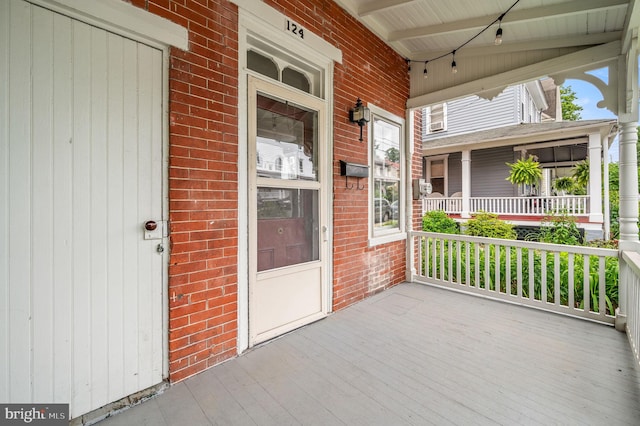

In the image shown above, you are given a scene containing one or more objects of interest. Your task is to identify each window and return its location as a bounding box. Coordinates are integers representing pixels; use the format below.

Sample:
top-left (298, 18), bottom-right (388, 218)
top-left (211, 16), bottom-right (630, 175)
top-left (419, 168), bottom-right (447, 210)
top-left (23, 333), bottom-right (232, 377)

top-left (424, 103), bottom-right (447, 136)
top-left (369, 105), bottom-right (405, 244)
top-left (425, 155), bottom-right (449, 197)
top-left (246, 49), bottom-right (319, 96)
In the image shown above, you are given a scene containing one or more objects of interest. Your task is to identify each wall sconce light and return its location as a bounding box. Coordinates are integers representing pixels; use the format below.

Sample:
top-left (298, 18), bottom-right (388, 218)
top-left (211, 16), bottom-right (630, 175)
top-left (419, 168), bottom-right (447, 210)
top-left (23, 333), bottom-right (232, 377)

top-left (349, 98), bottom-right (371, 142)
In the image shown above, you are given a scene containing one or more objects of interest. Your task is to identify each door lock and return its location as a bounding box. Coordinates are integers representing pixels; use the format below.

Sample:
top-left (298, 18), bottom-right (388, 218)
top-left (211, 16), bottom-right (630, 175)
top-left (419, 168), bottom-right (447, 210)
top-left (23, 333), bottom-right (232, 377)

top-left (156, 244), bottom-right (165, 253)
top-left (143, 220), bottom-right (166, 240)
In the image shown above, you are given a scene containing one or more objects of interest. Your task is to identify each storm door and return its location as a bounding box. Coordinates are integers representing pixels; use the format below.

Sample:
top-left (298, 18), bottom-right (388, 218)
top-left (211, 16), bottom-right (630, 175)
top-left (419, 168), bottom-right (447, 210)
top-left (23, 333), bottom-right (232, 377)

top-left (248, 76), bottom-right (328, 345)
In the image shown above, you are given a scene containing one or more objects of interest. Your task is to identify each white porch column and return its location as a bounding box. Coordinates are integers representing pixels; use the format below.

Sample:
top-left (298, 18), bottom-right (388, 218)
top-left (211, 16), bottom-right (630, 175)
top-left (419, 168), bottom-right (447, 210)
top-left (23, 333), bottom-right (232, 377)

top-left (618, 120), bottom-right (639, 247)
top-left (461, 150), bottom-right (471, 218)
top-left (588, 133), bottom-right (603, 223)
top-left (603, 140), bottom-right (610, 240)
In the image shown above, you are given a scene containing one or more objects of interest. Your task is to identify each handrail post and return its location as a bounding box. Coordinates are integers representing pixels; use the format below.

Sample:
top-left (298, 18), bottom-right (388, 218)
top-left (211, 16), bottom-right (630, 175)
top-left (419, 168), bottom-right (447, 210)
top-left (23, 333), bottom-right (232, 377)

top-left (616, 251), bottom-right (628, 331)
top-left (407, 231), bottom-right (416, 282)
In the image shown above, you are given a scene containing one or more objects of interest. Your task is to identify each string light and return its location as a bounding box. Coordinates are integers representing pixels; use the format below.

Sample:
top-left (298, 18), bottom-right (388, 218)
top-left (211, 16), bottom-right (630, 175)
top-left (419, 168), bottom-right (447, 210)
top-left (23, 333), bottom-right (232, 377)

top-left (406, 0), bottom-right (520, 75)
top-left (495, 13), bottom-right (505, 45)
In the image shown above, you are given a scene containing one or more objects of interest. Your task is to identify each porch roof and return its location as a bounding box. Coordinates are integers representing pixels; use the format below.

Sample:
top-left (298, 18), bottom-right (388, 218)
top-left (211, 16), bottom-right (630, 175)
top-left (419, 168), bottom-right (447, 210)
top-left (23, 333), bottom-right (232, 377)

top-left (335, 1), bottom-right (639, 116)
top-left (423, 119), bottom-right (617, 156)
top-left (98, 283), bottom-right (640, 425)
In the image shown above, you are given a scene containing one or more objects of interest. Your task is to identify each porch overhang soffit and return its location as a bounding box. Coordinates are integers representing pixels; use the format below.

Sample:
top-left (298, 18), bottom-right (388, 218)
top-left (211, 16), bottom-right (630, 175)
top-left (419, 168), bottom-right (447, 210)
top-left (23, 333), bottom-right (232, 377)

top-left (334, 0), bottom-right (638, 111)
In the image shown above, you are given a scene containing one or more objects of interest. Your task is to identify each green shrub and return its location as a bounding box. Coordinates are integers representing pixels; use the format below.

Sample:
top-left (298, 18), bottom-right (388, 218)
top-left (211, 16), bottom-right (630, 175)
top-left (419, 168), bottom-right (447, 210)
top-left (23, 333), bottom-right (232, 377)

top-left (422, 210), bottom-right (459, 234)
top-left (538, 212), bottom-right (582, 245)
top-left (464, 211), bottom-right (516, 240)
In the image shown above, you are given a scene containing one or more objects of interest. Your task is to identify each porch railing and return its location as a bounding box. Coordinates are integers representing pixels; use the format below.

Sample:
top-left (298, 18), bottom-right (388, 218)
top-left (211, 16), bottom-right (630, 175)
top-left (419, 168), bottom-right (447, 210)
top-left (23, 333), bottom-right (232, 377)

top-left (423, 195), bottom-right (590, 216)
top-left (408, 231), bottom-right (618, 324)
top-left (621, 250), bottom-right (640, 365)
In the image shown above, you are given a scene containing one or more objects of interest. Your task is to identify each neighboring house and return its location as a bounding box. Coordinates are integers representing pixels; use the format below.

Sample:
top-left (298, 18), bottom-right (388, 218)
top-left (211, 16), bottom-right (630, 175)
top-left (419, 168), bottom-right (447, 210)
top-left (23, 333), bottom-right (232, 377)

top-left (422, 80), bottom-right (616, 240)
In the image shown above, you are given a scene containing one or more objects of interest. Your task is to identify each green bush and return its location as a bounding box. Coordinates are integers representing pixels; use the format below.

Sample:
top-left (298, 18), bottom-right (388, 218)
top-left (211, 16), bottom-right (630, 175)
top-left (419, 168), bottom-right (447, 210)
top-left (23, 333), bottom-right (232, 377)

top-left (464, 211), bottom-right (516, 240)
top-left (422, 210), bottom-right (459, 234)
top-left (538, 212), bottom-right (582, 245)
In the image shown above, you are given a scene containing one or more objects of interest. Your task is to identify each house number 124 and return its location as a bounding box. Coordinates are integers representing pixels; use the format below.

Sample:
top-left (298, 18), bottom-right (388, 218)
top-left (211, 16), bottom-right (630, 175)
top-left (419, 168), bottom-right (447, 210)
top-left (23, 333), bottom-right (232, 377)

top-left (286, 19), bottom-right (304, 39)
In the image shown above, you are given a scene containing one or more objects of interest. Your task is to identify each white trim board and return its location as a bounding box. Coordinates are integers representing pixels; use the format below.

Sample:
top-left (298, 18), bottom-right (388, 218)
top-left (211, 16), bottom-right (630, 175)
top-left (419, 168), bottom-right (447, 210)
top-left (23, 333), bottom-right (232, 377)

top-left (233, 0), bottom-right (342, 64)
top-left (26, 0), bottom-right (188, 50)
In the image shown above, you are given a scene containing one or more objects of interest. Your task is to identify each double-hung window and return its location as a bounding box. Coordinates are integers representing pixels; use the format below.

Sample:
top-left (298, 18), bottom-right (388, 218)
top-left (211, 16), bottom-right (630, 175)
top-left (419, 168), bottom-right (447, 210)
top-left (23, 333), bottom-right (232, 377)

top-left (369, 105), bottom-right (405, 244)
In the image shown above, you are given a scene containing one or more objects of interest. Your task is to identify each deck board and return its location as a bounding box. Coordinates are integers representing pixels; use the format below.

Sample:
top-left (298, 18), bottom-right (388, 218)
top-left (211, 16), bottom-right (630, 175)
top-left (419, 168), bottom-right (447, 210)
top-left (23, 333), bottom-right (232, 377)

top-left (99, 283), bottom-right (640, 425)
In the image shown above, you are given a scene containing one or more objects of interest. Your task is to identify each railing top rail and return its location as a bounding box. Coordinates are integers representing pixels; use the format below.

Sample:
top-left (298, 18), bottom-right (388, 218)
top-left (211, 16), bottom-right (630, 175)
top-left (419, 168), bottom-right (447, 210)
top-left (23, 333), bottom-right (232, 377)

top-left (622, 250), bottom-right (640, 275)
top-left (469, 195), bottom-right (589, 200)
top-left (427, 196), bottom-right (590, 200)
top-left (409, 230), bottom-right (618, 257)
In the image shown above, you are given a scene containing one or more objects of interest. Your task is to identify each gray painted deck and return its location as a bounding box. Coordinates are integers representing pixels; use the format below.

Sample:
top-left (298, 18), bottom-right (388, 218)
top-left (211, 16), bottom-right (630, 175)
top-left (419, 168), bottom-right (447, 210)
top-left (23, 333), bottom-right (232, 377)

top-left (99, 283), bottom-right (640, 425)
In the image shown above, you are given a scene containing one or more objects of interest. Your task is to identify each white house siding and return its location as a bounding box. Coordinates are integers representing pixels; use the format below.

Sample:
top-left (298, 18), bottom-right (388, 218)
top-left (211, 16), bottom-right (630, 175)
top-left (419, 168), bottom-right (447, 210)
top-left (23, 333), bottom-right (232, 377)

top-left (471, 147), bottom-right (518, 197)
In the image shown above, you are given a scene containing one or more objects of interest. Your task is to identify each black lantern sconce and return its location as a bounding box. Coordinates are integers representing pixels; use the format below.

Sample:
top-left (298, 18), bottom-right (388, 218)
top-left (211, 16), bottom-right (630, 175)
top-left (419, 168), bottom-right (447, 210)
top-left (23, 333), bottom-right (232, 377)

top-left (349, 98), bottom-right (371, 142)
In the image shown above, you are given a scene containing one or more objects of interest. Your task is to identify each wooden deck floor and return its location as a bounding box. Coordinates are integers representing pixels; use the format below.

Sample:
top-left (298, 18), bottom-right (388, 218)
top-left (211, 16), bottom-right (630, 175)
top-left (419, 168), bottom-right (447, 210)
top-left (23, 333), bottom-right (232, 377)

top-left (99, 283), bottom-right (640, 425)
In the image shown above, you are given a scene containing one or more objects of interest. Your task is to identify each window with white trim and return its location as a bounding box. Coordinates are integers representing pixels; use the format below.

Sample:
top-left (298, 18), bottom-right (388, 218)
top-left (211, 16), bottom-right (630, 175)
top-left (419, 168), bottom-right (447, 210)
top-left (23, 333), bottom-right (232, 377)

top-left (424, 103), bottom-right (447, 136)
top-left (369, 106), bottom-right (405, 243)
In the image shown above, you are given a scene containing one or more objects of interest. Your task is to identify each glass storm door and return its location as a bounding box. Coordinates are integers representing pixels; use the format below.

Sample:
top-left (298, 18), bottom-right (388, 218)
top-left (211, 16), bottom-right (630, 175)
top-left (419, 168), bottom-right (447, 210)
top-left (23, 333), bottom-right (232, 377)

top-left (248, 76), bottom-right (328, 345)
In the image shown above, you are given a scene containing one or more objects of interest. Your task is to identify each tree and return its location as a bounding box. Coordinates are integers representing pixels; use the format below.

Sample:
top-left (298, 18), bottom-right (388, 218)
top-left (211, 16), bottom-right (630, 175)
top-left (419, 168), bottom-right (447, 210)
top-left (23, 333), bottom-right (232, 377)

top-left (560, 85), bottom-right (583, 121)
top-left (386, 147), bottom-right (400, 162)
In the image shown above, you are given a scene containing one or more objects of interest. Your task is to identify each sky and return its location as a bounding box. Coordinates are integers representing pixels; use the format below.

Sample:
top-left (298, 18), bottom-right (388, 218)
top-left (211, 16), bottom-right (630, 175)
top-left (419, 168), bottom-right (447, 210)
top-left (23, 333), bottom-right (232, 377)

top-left (563, 67), bottom-right (619, 161)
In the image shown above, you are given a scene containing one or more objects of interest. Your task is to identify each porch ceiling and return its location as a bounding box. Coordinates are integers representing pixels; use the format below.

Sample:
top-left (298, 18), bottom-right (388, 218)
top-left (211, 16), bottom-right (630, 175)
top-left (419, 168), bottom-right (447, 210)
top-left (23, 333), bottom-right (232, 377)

top-left (335, 0), bottom-right (640, 111)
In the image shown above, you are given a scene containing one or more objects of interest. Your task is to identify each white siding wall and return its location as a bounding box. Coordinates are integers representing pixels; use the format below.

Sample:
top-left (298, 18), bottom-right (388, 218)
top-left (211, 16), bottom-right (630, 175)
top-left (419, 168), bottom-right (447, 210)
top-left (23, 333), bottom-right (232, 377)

top-left (0, 2), bottom-right (164, 418)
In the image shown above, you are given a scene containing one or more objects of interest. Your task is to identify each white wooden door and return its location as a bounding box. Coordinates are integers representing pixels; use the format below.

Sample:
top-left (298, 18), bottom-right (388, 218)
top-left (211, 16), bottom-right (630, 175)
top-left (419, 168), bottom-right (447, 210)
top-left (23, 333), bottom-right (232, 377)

top-left (248, 76), bottom-right (329, 345)
top-left (0, 1), bottom-right (165, 418)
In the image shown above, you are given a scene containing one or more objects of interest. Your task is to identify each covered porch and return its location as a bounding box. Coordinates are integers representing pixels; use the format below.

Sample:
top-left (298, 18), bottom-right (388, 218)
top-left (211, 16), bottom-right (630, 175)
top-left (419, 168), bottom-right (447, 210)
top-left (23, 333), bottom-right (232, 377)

top-left (98, 282), bottom-right (640, 425)
top-left (420, 120), bottom-right (618, 240)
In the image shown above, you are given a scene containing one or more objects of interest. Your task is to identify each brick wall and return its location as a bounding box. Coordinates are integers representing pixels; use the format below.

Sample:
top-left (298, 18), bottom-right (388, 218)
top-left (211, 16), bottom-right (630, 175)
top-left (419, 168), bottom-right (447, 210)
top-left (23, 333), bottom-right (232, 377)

top-left (129, 0), bottom-right (240, 382)
top-left (129, 0), bottom-right (418, 382)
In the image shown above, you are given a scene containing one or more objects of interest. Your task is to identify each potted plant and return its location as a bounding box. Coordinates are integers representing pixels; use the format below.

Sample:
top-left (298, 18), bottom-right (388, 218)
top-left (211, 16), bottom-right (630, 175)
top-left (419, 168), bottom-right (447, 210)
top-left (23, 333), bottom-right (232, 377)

top-left (572, 160), bottom-right (589, 192)
top-left (506, 155), bottom-right (542, 196)
top-left (553, 176), bottom-right (575, 195)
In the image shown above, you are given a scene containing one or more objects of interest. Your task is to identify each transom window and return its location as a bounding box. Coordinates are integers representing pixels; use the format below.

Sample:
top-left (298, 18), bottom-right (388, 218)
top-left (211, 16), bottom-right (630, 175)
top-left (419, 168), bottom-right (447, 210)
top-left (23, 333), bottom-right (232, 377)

top-left (247, 49), bottom-right (319, 96)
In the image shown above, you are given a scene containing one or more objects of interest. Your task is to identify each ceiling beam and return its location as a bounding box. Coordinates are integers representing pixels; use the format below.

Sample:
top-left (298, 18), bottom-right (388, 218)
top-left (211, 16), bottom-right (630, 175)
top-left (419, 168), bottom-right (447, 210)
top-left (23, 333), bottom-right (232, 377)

top-left (358, 0), bottom-right (417, 17)
top-left (389, 0), bottom-right (628, 42)
top-left (407, 41), bottom-right (620, 110)
top-left (622, 0), bottom-right (640, 52)
top-left (409, 32), bottom-right (622, 60)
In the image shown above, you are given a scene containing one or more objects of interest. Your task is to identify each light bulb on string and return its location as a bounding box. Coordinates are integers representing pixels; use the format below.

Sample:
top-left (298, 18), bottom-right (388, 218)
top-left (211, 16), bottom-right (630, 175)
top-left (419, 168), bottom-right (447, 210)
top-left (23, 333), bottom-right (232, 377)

top-left (404, 1), bottom-right (519, 79)
top-left (495, 13), bottom-right (505, 45)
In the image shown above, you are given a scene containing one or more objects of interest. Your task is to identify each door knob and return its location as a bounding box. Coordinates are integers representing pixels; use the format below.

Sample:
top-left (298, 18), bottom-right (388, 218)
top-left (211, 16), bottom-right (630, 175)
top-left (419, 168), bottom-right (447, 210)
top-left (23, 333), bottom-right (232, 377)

top-left (145, 220), bottom-right (158, 231)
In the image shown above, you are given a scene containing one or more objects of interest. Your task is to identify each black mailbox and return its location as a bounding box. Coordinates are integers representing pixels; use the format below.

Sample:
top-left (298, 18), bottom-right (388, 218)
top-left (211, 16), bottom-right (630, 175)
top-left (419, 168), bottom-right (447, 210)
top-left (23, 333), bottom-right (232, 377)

top-left (339, 160), bottom-right (369, 178)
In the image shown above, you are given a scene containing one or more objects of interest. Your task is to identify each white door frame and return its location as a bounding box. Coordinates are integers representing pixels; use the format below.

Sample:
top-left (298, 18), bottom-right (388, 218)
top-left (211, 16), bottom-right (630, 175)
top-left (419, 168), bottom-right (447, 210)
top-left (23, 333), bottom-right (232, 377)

top-left (236, 4), bottom-right (340, 352)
